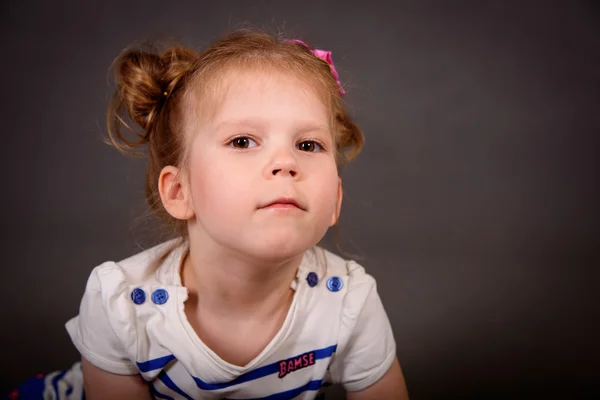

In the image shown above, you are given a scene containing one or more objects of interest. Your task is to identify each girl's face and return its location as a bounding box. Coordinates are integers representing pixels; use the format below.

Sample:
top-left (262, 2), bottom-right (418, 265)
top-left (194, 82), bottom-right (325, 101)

top-left (185, 69), bottom-right (341, 261)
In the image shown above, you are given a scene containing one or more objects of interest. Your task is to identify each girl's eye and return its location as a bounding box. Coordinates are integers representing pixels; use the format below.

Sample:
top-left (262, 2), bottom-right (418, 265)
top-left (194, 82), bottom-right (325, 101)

top-left (229, 136), bottom-right (257, 149)
top-left (297, 140), bottom-right (322, 152)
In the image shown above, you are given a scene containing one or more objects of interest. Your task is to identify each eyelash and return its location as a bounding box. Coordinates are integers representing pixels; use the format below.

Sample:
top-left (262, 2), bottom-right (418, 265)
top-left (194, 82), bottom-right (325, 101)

top-left (226, 135), bottom-right (326, 152)
top-left (227, 135), bottom-right (259, 149)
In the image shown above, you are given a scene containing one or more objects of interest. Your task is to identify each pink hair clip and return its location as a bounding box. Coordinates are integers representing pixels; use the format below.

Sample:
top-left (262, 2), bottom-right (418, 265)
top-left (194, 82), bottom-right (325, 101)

top-left (285, 39), bottom-right (346, 95)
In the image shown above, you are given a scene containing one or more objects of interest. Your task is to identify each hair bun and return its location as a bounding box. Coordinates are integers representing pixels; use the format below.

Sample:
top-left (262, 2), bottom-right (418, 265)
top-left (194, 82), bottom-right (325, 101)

top-left (116, 50), bottom-right (168, 132)
top-left (115, 47), bottom-right (198, 133)
top-left (108, 46), bottom-right (198, 153)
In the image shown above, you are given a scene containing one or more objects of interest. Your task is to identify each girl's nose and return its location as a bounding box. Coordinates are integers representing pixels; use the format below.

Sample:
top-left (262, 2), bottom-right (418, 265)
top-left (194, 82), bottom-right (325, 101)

top-left (265, 148), bottom-right (301, 179)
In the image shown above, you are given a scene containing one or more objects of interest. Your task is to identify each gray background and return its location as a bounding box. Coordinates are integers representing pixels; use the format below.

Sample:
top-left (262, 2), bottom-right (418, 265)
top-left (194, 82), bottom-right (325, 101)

top-left (1, 0), bottom-right (599, 398)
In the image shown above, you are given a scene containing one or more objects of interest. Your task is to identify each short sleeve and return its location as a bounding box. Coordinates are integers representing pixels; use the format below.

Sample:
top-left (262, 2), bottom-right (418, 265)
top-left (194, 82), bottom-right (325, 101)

top-left (65, 265), bottom-right (138, 375)
top-left (330, 264), bottom-right (397, 392)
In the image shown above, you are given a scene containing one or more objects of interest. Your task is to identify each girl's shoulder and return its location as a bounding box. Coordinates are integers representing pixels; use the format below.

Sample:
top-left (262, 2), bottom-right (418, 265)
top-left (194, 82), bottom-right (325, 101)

top-left (297, 246), bottom-right (381, 330)
top-left (300, 246), bottom-right (377, 295)
top-left (307, 248), bottom-right (397, 392)
top-left (89, 238), bottom-right (185, 290)
top-left (65, 239), bottom-right (187, 375)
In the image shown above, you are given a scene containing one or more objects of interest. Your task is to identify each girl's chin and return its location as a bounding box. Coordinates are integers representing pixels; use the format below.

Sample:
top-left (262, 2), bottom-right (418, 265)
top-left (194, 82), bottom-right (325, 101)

top-left (243, 236), bottom-right (317, 262)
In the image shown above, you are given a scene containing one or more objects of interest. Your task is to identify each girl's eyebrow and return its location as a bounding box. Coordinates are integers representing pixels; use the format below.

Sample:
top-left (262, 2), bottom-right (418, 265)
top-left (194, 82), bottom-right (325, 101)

top-left (214, 118), bottom-right (329, 135)
top-left (213, 118), bottom-right (266, 133)
top-left (295, 122), bottom-right (330, 135)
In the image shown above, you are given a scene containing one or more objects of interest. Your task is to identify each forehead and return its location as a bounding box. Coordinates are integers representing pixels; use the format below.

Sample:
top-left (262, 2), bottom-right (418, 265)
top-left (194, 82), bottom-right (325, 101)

top-left (191, 66), bottom-right (331, 129)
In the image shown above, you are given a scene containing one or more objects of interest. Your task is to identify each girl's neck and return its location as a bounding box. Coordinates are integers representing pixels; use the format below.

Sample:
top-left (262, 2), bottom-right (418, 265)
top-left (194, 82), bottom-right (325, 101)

top-left (180, 237), bottom-right (303, 319)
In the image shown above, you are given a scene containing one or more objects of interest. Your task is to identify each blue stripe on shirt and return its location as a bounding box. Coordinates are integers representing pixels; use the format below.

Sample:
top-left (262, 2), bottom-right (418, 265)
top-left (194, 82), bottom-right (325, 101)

top-left (51, 369), bottom-right (68, 398)
top-left (135, 344), bottom-right (337, 395)
top-left (224, 379), bottom-right (323, 400)
top-left (158, 370), bottom-right (194, 400)
top-left (137, 354), bottom-right (176, 372)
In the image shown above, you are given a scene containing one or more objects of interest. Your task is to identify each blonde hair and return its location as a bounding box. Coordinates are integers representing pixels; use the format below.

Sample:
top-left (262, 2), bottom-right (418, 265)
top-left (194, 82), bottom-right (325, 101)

top-left (107, 28), bottom-right (364, 238)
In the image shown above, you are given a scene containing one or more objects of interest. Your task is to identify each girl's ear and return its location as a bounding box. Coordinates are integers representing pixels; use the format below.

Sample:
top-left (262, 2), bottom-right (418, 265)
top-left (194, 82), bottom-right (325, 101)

top-left (330, 178), bottom-right (343, 226)
top-left (158, 166), bottom-right (195, 220)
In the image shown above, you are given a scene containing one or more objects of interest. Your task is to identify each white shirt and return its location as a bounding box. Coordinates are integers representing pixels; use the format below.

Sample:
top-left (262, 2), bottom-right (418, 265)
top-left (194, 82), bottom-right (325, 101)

top-left (62, 239), bottom-right (396, 399)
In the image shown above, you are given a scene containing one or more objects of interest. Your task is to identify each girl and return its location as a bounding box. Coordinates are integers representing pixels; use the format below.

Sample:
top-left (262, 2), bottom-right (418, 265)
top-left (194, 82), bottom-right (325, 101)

top-left (18, 29), bottom-right (409, 400)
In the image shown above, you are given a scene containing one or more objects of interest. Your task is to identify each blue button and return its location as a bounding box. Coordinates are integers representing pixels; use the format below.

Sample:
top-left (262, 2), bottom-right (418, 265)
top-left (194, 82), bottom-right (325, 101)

top-left (327, 277), bottom-right (343, 292)
top-left (306, 272), bottom-right (319, 287)
top-left (151, 289), bottom-right (169, 305)
top-left (131, 288), bottom-right (146, 305)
